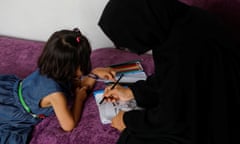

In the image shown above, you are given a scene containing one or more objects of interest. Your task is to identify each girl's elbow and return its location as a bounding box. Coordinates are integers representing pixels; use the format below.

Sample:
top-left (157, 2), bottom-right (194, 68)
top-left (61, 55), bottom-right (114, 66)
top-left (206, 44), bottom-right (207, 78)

top-left (62, 122), bottom-right (76, 132)
top-left (63, 127), bottom-right (74, 132)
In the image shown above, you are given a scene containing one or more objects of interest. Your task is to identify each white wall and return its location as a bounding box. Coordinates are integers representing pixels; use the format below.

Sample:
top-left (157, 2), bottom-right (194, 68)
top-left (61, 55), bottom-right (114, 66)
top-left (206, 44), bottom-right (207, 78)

top-left (0, 0), bottom-right (114, 49)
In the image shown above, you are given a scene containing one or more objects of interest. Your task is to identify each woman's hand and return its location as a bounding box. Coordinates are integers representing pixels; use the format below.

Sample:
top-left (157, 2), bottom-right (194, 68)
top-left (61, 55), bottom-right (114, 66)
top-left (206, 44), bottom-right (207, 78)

top-left (111, 110), bottom-right (126, 132)
top-left (103, 85), bottom-right (134, 102)
top-left (80, 67), bottom-right (116, 91)
top-left (91, 67), bottom-right (116, 81)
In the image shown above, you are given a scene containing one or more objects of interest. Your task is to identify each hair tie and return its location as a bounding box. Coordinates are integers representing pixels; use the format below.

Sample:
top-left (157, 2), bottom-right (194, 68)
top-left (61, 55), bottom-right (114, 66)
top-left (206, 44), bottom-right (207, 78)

top-left (76, 36), bottom-right (81, 43)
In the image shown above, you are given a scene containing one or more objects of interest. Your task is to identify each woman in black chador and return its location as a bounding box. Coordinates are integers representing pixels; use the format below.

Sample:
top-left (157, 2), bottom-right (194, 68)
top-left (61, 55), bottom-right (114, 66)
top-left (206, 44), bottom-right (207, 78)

top-left (99, 0), bottom-right (240, 143)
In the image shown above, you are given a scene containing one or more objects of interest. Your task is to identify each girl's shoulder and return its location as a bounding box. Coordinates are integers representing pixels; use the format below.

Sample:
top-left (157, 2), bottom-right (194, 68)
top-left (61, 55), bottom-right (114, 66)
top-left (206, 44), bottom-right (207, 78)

top-left (24, 69), bottom-right (65, 93)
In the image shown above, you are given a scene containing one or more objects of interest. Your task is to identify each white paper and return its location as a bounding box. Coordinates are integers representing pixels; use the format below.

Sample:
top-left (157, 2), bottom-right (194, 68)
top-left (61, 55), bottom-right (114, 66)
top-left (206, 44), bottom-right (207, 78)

top-left (93, 89), bottom-right (142, 124)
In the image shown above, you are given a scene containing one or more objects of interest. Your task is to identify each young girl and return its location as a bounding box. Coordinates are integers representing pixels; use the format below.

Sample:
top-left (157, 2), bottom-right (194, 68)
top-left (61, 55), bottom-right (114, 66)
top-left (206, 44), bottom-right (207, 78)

top-left (0, 28), bottom-right (115, 144)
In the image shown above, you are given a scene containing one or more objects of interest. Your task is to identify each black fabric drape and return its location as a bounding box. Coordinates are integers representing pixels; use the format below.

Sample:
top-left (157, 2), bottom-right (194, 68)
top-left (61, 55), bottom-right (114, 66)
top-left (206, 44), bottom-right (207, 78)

top-left (99, 0), bottom-right (240, 143)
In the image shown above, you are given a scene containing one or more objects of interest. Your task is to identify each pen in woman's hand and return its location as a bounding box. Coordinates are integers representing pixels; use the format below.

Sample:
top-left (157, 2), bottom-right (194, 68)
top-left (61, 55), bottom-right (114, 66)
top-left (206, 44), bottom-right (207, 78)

top-left (99, 74), bottom-right (124, 104)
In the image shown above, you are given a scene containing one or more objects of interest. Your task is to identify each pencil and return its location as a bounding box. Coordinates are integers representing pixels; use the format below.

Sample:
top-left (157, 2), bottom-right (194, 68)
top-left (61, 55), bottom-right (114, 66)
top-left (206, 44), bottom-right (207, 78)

top-left (99, 74), bottom-right (124, 104)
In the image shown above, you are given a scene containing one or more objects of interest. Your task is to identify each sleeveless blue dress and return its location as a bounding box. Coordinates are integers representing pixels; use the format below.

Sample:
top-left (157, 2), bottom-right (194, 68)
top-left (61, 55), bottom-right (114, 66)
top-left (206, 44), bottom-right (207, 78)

top-left (0, 70), bottom-right (69, 144)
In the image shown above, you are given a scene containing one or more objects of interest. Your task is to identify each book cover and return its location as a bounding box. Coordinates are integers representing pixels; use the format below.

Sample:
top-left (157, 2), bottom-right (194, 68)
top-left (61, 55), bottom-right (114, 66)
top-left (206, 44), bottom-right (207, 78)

top-left (93, 89), bottom-right (142, 124)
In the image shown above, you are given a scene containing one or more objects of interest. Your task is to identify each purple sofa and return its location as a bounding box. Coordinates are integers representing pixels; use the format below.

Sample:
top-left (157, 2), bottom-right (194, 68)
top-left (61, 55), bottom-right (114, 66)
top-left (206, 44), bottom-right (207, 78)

top-left (0, 35), bottom-right (154, 144)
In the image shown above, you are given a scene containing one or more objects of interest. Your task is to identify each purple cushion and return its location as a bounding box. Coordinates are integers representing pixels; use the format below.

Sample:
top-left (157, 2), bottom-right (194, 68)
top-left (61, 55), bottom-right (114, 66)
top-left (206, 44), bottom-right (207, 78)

top-left (0, 35), bottom-right (44, 78)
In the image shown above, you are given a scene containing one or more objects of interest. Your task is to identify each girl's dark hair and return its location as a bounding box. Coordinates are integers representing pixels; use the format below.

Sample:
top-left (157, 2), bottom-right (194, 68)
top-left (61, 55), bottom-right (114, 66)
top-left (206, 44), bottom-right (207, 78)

top-left (38, 28), bottom-right (92, 83)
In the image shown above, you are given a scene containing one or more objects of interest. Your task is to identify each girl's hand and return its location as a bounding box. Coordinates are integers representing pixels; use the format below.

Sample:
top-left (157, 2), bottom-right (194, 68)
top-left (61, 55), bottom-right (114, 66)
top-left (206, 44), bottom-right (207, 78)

top-left (111, 110), bottom-right (126, 132)
top-left (75, 86), bottom-right (88, 102)
top-left (81, 76), bottom-right (95, 90)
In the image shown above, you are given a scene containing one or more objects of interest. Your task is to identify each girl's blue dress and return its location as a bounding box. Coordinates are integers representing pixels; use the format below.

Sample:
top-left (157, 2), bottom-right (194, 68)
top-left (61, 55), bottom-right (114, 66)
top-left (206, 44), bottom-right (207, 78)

top-left (0, 70), bottom-right (68, 144)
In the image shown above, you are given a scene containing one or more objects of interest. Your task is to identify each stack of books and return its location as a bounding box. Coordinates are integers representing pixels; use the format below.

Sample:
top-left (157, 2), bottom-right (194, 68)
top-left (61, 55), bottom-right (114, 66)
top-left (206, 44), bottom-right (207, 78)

top-left (106, 60), bottom-right (147, 84)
